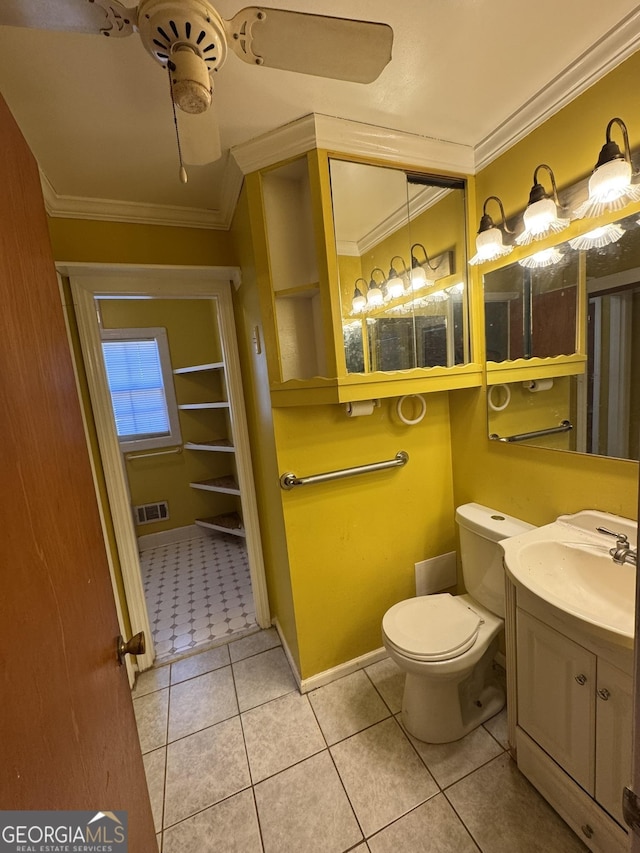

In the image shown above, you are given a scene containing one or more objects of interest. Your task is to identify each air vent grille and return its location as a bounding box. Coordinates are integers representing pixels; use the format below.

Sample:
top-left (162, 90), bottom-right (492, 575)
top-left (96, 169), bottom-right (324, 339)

top-left (134, 501), bottom-right (169, 525)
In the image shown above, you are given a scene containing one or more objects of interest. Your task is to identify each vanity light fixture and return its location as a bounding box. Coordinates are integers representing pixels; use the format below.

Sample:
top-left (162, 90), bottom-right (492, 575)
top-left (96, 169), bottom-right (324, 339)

top-left (410, 243), bottom-right (440, 290)
top-left (469, 196), bottom-right (514, 265)
top-left (568, 223), bottom-right (625, 250)
top-left (518, 247), bottom-right (564, 269)
top-left (574, 117), bottom-right (640, 219)
top-left (351, 278), bottom-right (368, 313)
top-left (516, 164), bottom-right (570, 245)
top-left (386, 256), bottom-right (408, 299)
top-left (367, 268), bottom-right (386, 306)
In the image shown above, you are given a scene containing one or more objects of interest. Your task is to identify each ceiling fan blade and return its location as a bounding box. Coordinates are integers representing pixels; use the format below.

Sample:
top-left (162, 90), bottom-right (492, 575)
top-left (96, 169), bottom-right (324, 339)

top-left (177, 106), bottom-right (222, 166)
top-left (0, 0), bottom-right (136, 37)
top-left (226, 7), bottom-right (393, 84)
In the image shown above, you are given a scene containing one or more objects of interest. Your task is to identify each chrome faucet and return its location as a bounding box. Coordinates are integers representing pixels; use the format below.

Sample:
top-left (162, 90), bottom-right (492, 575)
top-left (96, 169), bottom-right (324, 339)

top-left (596, 526), bottom-right (638, 566)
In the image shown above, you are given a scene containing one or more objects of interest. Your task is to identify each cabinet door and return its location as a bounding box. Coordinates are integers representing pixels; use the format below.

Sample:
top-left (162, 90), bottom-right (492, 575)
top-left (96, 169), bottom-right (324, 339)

top-left (595, 659), bottom-right (633, 827)
top-left (517, 609), bottom-right (596, 792)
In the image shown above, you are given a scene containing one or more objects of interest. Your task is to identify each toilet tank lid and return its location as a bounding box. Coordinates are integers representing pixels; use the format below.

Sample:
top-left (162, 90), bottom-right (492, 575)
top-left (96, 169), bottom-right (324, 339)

top-left (455, 502), bottom-right (535, 542)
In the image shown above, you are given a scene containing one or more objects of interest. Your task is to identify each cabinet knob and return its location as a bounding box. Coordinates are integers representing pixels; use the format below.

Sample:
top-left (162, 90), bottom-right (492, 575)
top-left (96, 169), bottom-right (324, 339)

top-left (581, 824), bottom-right (594, 839)
top-left (575, 674), bottom-right (588, 685)
top-left (597, 687), bottom-right (611, 701)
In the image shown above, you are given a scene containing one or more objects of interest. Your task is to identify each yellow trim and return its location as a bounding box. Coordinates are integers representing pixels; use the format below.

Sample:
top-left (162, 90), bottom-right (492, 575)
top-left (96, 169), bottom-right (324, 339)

top-left (486, 355), bottom-right (587, 384)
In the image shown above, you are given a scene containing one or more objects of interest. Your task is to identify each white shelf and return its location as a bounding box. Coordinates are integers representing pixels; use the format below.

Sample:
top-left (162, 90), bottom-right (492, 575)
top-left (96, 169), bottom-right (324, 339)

top-left (173, 362), bottom-right (225, 374)
top-left (189, 476), bottom-right (241, 496)
top-left (195, 513), bottom-right (245, 537)
top-left (184, 439), bottom-right (235, 453)
top-left (178, 402), bottom-right (229, 410)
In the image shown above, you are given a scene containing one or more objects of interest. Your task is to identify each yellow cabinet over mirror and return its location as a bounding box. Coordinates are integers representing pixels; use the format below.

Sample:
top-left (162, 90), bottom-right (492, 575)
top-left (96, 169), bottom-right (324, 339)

top-left (247, 149), bottom-right (482, 406)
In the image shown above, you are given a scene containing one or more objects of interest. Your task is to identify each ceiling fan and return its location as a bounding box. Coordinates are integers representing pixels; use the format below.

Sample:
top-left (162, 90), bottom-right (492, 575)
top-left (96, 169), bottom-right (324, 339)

top-left (0, 0), bottom-right (393, 180)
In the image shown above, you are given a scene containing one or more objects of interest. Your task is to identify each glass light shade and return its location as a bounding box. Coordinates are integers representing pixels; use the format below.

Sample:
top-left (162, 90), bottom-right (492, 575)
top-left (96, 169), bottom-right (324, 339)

top-left (367, 285), bottom-right (383, 306)
top-left (518, 247), bottom-right (563, 269)
top-left (590, 158), bottom-right (632, 202)
top-left (568, 223), bottom-right (625, 250)
top-left (469, 227), bottom-right (513, 265)
top-left (386, 274), bottom-right (405, 299)
top-left (517, 198), bottom-right (570, 246)
top-left (574, 159), bottom-right (640, 218)
top-left (410, 266), bottom-right (428, 290)
top-left (352, 293), bottom-right (366, 312)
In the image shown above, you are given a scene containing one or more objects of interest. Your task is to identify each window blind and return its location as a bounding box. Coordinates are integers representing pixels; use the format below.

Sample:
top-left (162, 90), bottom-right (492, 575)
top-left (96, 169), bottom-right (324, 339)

top-left (102, 339), bottom-right (171, 439)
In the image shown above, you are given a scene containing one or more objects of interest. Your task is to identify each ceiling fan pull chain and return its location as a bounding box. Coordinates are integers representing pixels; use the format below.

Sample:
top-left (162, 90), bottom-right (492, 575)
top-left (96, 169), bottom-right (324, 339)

top-left (167, 65), bottom-right (188, 184)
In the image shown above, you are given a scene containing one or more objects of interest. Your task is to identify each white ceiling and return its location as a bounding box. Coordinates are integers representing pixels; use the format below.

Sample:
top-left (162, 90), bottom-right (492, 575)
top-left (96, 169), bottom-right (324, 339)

top-left (0, 0), bottom-right (639, 229)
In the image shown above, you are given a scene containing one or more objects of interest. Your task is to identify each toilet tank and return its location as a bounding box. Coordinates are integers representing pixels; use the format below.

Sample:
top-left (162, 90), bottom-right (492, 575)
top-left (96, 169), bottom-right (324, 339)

top-left (455, 503), bottom-right (535, 617)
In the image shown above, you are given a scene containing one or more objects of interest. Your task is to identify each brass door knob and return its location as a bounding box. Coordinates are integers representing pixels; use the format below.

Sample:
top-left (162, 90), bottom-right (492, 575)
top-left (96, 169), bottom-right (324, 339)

top-left (117, 631), bottom-right (146, 665)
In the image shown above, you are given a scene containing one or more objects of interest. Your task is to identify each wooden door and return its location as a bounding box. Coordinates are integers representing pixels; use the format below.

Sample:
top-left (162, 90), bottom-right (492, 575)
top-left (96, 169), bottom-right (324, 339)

top-left (0, 93), bottom-right (156, 849)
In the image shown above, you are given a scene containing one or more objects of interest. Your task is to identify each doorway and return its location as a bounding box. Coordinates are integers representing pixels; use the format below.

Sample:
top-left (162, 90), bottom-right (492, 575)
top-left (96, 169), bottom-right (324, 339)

top-left (64, 264), bottom-right (269, 671)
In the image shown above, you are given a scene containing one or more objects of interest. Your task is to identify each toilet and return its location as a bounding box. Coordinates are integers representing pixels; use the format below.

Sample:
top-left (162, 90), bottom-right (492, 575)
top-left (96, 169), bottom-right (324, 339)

top-left (382, 502), bottom-right (534, 744)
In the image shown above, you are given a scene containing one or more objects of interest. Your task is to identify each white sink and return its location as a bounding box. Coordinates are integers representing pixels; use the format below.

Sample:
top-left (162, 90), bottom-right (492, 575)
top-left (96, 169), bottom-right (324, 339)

top-left (501, 510), bottom-right (637, 644)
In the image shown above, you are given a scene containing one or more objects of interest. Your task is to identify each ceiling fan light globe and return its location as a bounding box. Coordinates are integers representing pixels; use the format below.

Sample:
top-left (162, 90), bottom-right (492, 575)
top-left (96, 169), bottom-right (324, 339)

top-left (173, 80), bottom-right (211, 114)
top-left (171, 45), bottom-right (212, 113)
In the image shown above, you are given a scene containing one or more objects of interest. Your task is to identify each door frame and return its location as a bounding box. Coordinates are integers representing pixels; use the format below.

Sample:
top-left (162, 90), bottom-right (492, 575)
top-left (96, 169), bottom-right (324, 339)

top-left (62, 262), bottom-right (270, 671)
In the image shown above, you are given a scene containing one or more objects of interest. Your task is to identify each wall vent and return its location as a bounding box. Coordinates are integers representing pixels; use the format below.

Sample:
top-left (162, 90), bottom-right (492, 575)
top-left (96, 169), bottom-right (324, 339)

top-left (134, 501), bottom-right (169, 525)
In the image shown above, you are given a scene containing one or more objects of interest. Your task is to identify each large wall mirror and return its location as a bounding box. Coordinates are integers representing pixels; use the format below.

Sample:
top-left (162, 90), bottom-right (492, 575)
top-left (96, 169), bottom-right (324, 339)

top-left (485, 209), bottom-right (640, 461)
top-left (329, 159), bottom-right (470, 374)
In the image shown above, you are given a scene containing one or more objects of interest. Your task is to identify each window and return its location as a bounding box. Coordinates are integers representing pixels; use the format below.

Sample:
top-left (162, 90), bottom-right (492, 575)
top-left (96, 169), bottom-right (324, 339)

top-left (101, 327), bottom-right (182, 452)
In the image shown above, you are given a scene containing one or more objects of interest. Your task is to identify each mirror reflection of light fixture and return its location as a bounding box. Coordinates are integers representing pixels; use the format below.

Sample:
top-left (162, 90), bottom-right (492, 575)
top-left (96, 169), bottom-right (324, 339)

top-left (469, 196), bottom-right (514, 265)
top-left (518, 247), bottom-right (564, 269)
top-left (410, 243), bottom-right (439, 290)
top-left (351, 278), bottom-right (368, 313)
top-left (386, 256), bottom-right (408, 298)
top-left (446, 282), bottom-right (465, 296)
top-left (425, 288), bottom-right (448, 303)
top-left (574, 117), bottom-right (640, 219)
top-left (367, 268), bottom-right (386, 306)
top-left (568, 223), bottom-right (625, 250)
top-left (516, 164), bottom-right (570, 245)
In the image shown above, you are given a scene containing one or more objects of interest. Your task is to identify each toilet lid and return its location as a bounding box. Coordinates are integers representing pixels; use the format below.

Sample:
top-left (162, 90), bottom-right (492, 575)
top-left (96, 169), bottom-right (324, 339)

top-left (382, 594), bottom-right (482, 662)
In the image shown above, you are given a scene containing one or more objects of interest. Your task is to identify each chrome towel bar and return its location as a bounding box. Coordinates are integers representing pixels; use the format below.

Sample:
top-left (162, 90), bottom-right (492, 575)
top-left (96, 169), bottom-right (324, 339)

top-left (279, 451), bottom-right (409, 490)
top-left (489, 420), bottom-right (573, 443)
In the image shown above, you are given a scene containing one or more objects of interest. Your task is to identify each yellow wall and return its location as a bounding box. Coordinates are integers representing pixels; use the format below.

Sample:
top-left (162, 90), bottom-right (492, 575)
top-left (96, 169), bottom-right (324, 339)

top-left (272, 396), bottom-right (456, 678)
top-left (451, 51), bottom-right (640, 526)
top-left (48, 218), bottom-right (236, 266)
top-left (230, 187), bottom-right (301, 668)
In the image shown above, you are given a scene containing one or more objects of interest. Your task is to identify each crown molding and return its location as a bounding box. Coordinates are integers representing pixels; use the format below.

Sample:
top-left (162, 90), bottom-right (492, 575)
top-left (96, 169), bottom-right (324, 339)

top-left (357, 186), bottom-right (450, 255)
top-left (231, 113), bottom-right (475, 176)
top-left (474, 7), bottom-right (640, 172)
top-left (40, 158), bottom-right (244, 230)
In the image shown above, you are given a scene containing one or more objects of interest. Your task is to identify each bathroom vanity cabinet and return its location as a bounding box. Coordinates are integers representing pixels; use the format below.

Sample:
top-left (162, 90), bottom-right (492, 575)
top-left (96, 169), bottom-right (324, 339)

top-left (506, 582), bottom-right (632, 852)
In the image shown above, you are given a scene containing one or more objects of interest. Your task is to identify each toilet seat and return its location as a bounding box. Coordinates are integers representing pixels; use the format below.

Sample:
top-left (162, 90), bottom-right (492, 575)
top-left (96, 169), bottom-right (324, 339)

top-left (382, 594), bottom-right (483, 662)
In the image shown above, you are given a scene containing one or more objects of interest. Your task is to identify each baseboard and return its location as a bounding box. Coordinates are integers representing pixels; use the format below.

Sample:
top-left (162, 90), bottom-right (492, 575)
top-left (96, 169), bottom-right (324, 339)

top-left (272, 619), bottom-right (390, 694)
top-left (272, 618), bottom-right (302, 690)
top-left (137, 523), bottom-right (208, 550)
top-left (299, 646), bottom-right (389, 694)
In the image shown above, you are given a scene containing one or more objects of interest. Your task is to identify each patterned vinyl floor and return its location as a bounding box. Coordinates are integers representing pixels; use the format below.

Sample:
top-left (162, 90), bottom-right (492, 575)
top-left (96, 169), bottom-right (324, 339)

top-left (140, 531), bottom-right (256, 662)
